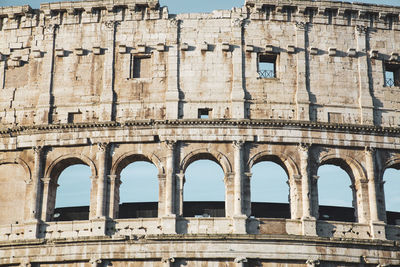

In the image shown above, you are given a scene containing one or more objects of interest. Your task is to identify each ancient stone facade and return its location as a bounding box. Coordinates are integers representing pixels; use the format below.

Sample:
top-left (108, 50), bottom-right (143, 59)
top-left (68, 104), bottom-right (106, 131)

top-left (0, 0), bottom-right (400, 266)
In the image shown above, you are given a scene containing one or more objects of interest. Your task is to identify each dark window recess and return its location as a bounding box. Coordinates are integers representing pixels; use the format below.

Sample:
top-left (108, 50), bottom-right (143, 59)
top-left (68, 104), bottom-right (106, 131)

top-left (0, 17), bottom-right (5, 31)
top-left (183, 201), bottom-right (225, 217)
top-left (53, 206), bottom-right (89, 221)
top-left (385, 63), bottom-right (400, 87)
top-left (67, 112), bottom-right (82, 123)
top-left (251, 202), bottom-right (290, 219)
top-left (258, 54), bottom-right (277, 79)
top-left (130, 55), bottom-right (151, 79)
top-left (318, 205), bottom-right (356, 222)
top-left (198, 108), bottom-right (211, 119)
top-left (118, 202), bottom-right (158, 219)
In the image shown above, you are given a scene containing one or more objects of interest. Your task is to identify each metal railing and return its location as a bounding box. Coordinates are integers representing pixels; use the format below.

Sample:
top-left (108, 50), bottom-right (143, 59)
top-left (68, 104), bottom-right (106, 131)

top-left (258, 70), bottom-right (275, 79)
top-left (386, 78), bottom-right (395, 87)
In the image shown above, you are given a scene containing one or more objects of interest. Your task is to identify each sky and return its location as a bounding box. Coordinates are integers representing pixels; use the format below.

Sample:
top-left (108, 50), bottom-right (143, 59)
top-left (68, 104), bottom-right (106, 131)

top-left (1, 0), bottom-right (398, 216)
top-left (0, 0), bottom-right (400, 11)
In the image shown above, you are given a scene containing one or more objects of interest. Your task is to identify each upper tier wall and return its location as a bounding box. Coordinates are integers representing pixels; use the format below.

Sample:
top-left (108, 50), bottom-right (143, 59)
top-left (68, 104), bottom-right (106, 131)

top-left (0, 0), bottom-right (399, 127)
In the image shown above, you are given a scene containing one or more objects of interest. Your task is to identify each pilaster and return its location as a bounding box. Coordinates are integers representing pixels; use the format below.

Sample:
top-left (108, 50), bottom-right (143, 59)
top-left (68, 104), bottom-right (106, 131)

top-left (166, 19), bottom-right (180, 119)
top-left (231, 18), bottom-right (246, 119)
top-left (95, 143), bottom-right (108, 219)
top-left (295, 21), bottom-right (311, 121)
top-left (356, 25), bottom-right (374, 125)
top-left (40, 177), bottom-right (52, 222)
top-left (100, 20), bottom-right (118, 121)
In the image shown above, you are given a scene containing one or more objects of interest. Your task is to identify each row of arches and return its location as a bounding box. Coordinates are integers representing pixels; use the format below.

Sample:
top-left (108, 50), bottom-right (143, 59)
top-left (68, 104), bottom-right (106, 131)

top-left (52, 155), bottom-right (400, 224)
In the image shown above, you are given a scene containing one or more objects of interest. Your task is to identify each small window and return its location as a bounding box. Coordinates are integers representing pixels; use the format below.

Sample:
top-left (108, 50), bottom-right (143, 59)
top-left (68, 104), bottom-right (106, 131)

top-left (258, 54), bottom-right (277, 79)
top-left (198, 108), bottom-right (211, 119)
top-left (130, 55), bottom-right (151, 79)
top-left (385, 63), bottom-right (400, 87)
top-left (67, 112), bottom-right (82, 123)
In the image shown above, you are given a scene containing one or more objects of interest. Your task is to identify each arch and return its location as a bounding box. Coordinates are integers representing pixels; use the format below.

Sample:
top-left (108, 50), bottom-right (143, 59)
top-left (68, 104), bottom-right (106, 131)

top-left (318, 153), bottom-right (367, 183)
top-left (45, 153), bottom-right (97, 181)
top-left (0, 158), bottom-right (32, 183)
top-left (381, 156), bottom-right (400, 181)
top-left (180, 148), bottom-right (232, 174)
top-left (111, 152), bottom-right (165, 176)
top-left (317, 153), bottom-right (366, 223)
top-left (247, 151), bottom-right (300, 179)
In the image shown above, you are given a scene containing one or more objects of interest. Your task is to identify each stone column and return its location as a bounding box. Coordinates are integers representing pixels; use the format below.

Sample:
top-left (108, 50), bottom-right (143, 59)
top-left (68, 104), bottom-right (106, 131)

top-left (365, 147), bottom-right (386, 239)
top-left (234, 257), bottom-right (248, 267)
top-left (162, 140), bottom-right (176, 234)
top-left (40, 177), bottom-right (52, 221)
top-left (299, 144), bottom-right (317, 236)
top-left (176, 171), bottom-right (185, 216)
top-left (295, 21), bottom-right (311, 121)
top-left (29, 146), bottom-right (43, 221)
top-left (356, 25), bottom-right (374, 125)
top-left (91, 143), bottom-right (108, 236)
top-left (95, 143), bottom-right (108, 218)
top-left (0, 56), bottom-right (5, 89)
top-left (107, 174), bottom-right (120, 219)
top-left (232, 141), bottom-right (247, 234)
top-left (25, 146), bottom-right (44, 238)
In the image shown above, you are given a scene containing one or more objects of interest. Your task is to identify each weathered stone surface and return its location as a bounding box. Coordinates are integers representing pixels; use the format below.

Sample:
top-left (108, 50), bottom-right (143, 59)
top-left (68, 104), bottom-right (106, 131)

top-left (0, 0), bottom-right (400, 266)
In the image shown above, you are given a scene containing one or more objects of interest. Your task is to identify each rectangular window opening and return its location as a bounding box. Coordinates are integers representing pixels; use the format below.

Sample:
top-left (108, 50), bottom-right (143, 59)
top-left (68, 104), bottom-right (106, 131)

top-left (385, 63), bottom-right (400, 87)
top-left (0, 17), bottom-right (4, 31)
top-left (130, 55), bottom-right (151, 79)
top-left (198, 108), bottom-right (211, 119)
top-left (258, 54), bottom-right (277, 79)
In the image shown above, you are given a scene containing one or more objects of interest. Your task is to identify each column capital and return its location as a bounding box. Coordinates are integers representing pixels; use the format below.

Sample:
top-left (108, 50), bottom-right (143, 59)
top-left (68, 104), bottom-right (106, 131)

top-left (164, 140), bottom-right (176, 150)
top-left (161, 257), bottom-right (175, 263)
top-left (40, 177), bottom-right (52, 184)
top-left (97, 142), bottom-right (108, 152)
top-left (299, 143), bottom-right (311, 152)
top-left (365, 146), bottom-right (376, 154)
top-left (233, 140), bottom-right (245, 149)
top-left (33, 146), bottom-right (43, 154)
top-left (295, 21), bottom-right (307, 31)
top-left (356, 25), bottom-right (368, 35)
top-left (234, 257), bottom-right (248, 263)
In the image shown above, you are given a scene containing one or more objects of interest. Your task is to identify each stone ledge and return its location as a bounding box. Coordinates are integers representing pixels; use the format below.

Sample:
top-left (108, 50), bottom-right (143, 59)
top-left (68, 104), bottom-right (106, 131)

top-left (2, 119), bottom-right (400, 137)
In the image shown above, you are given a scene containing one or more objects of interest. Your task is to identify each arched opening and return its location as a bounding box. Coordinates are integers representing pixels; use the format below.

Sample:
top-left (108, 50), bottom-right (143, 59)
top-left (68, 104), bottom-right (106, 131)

top-left (382, 167), bottom-right (400, 225)
top-left (183, 158), bottom-right (225, 217)
top-left (118, 161), bottom-right (159, 218)
top-left (53, 164), bottom-right (92, 221)
top-left (317, 162), bottom-right (355, 222)
top-left (250, 161), bottom-right (290, 218)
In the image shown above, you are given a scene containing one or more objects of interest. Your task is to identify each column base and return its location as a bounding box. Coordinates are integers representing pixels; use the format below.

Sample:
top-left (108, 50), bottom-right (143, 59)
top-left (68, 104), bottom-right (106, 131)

top-left (91, 217), bottom-right (107, 236)
top-left (162, 215), bottom-right (177, 234)
top-left (302, 217), bottom-right (317, 236)
top-left (370, 221), bottom-right (386, 240)
top-left (232, 215), bottom-right (247, 234)
top-left (24, 220), bottom-right (40, 239)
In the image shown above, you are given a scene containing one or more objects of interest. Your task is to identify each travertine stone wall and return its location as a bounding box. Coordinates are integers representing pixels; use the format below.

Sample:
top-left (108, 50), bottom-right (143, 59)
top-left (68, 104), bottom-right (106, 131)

top-left (0, 0), bottom-right (400, 126)
top-left (1, 0), bottom-right (400, 266)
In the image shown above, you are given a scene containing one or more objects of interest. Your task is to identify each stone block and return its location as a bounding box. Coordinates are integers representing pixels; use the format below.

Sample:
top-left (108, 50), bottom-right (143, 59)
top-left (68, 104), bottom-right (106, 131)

top-left (75, 47), bottom-right (84, 56)
top-left (245, 45), bottom-right (254, 52)
top-left (222, 42), bottom-right (231, 51)
top-left (390, 52), bottom-right (399, 62)
top-left (55, 48), bottom-right (65, 57)
top-left (309, 47), bottom-right (318, 55)
top-left (118, 44), bottom-right (127, 54)
top-left (181, 43), bottom-right (189, 51)
top-left (328, 47), bottom-right (337, 56)
top-left (200, 42), bottom-right (209, 51)
top-left (156, 43), bottom-right (165, 52)
top-left (370, 49), bottom-right (379, 59)
top-left (287, 45), bottom-right (296, 53)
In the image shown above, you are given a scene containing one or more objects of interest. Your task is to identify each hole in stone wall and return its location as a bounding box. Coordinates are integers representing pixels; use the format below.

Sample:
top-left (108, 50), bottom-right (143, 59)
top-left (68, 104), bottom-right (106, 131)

top-left (118, 161), bottom-right (158, 218)
top-left (183, 160), bottom-right (225, 217)
top-left (130, 55), bottom-right (151, 79)
top-left (317, 164), bottom-right (355, 222)
top-left (250, 161), bottom-right (290, 218)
